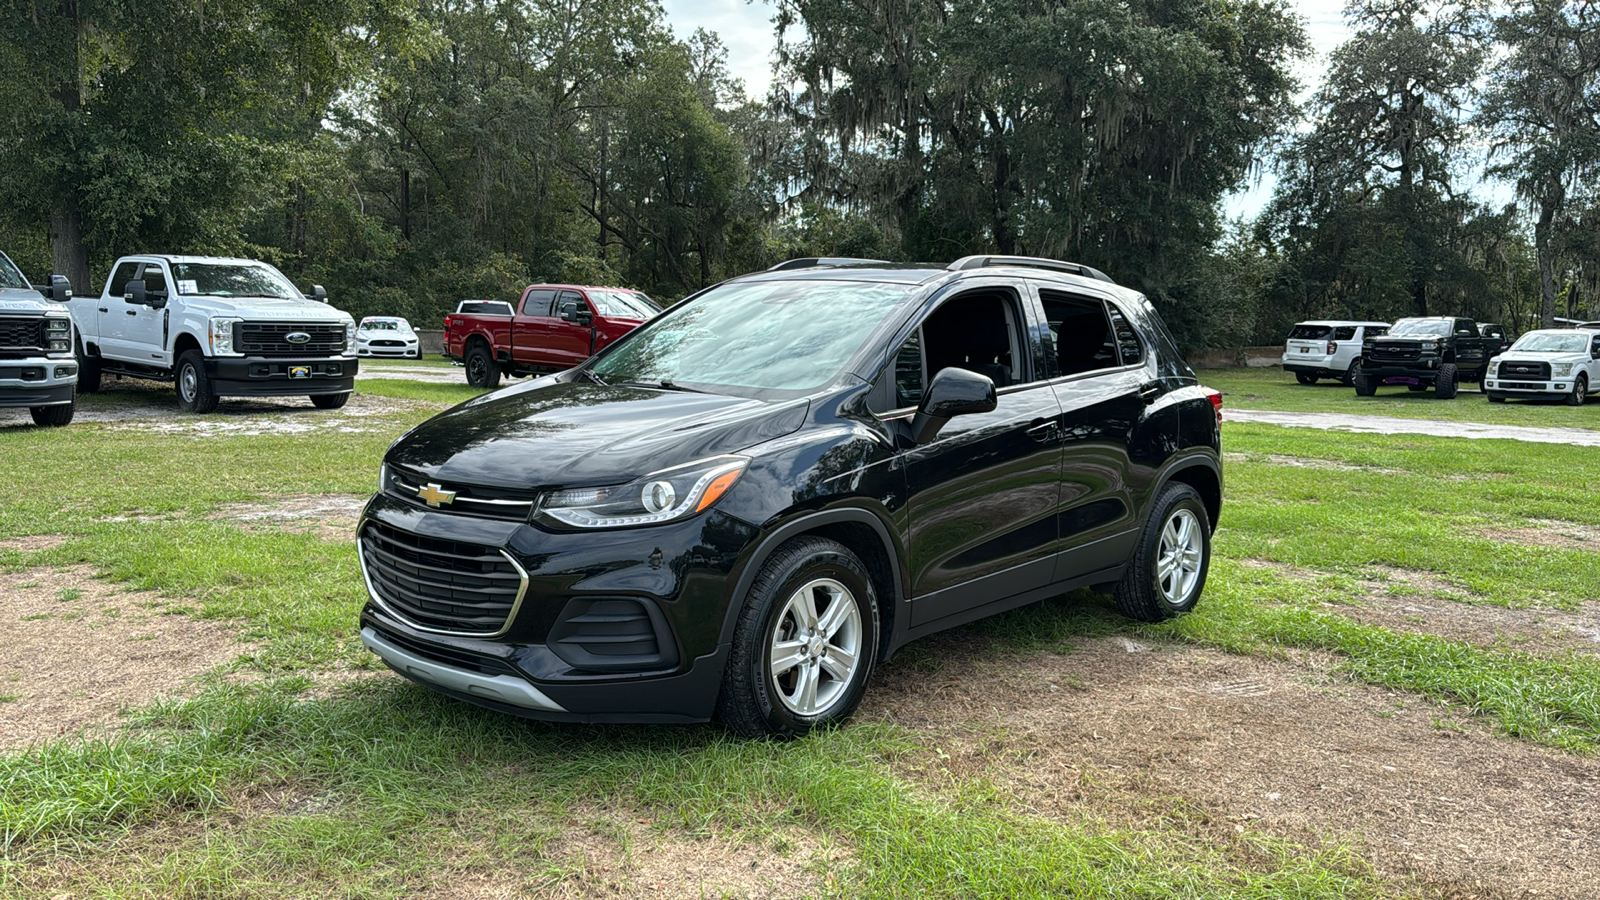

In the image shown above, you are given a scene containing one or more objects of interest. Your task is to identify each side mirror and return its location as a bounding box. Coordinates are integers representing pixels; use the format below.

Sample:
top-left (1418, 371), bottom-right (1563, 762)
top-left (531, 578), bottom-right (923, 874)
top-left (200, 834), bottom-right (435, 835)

top-left (48, 274), bottom-right (72, 303)
top-left (124, 279), bottom-right (147, 306)
top-left (908, 367), bottom-right (997, 445)
top-left (558, 300), bottom-right (592, 326)
top-left (307, 284), bottom-right (328, 303)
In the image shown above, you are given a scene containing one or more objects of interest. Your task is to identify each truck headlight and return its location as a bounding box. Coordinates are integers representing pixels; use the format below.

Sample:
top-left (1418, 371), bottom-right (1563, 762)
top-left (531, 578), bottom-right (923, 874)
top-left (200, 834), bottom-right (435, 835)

top-left (44, 316), bottom-right (72, 352)
top-left (1421, 342), bottom-right (1438, 350)
top-left (345, 321), bottom-right (357, 349)
top-left (209, 317), bottom-right (242, 354)
top-left (534, 456), bottom-right (748, 529)
top-left (1552, 363), bottom-right (1574, 377)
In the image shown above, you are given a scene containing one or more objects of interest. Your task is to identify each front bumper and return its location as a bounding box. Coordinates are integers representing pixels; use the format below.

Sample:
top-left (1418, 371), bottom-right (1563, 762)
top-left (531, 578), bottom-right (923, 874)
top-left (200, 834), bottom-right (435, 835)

top-left (357, 345), bottom-right (420, 358)
top-left (0, 357), bottom-right (76, 408)
top-left (1363, 356), bottom-right (1441, 382)
top-left (1483, 377), bottom-right (1574, 397)
top-left (204, 355), bottom-right (358, 397)
top-left (355, 490), bottom-right (757, 723)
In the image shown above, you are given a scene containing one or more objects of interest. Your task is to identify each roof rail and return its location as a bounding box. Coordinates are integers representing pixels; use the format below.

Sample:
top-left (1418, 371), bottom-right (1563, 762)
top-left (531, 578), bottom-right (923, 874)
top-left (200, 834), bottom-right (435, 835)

top-left (947, 255), bottom-right (1115, 284)
top-left (766, 257), bottom-right (889, 271)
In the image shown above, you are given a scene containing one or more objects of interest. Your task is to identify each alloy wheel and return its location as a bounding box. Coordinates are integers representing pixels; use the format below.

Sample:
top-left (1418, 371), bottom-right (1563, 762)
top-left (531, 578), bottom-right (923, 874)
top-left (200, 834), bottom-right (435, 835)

top-left (768, 577), bottom-right (862, 717)
top-left (1156, 508), bottom-right (1204, 606)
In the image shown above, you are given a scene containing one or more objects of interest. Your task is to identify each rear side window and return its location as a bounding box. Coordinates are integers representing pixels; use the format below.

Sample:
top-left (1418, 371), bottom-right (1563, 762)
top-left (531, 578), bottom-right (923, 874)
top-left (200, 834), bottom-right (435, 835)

top-left (522, 290), bottom-right (556, 317)
top-left (1108, 307), bottom-right (1143, 366)
top-left (1041, 291), bottom-right (1117, 376)
top-left (1333, 326), bottom-right (1357, 341)
top-left (1289, 324), bottom-right (1332, 340)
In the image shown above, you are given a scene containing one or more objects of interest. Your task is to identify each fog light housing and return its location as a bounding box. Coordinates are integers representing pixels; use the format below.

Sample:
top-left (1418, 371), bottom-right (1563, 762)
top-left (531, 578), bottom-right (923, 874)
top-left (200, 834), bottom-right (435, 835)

top-left (54, 365), bottom-right (76, 378)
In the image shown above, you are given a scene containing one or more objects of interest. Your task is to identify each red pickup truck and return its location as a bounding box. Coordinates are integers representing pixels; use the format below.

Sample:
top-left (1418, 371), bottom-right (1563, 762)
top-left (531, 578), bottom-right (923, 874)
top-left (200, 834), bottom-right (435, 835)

top-left (444, 283), bottom-right (658, 387)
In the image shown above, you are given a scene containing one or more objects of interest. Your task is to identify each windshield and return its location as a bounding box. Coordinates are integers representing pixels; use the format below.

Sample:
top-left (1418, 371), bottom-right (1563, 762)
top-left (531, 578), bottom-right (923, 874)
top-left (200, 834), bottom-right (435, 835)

top-left (1510, 332), bottom-right (1589, 353)
top-left (588, 290), bottom-right (657, 319)
top-left (592, 279), bottom-right (916, 393)
top-left (0, 253), bottom-right (30, 290)
top-left (170, 262), bottom-right (302, 299)
top-left (1389, 319), bottom-right (1453, 337)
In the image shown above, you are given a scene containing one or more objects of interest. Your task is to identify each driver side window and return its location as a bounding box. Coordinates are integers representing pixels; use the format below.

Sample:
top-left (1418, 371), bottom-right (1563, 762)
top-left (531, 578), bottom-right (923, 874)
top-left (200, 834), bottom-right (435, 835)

top-left (868, 288), bottom-right (1027, 414)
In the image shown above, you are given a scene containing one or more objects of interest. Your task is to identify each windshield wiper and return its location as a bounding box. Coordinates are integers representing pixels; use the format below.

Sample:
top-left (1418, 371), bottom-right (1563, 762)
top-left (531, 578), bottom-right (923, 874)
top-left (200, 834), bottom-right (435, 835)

top-left (578, 369), bottom-right (607, 386)
top-left (619, 379), bottom-right (706, 393)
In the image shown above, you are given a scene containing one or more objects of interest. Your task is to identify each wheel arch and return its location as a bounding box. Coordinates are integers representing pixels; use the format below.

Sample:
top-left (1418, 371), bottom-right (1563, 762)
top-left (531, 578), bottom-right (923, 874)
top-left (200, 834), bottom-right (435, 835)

top-left (1157, 455), bottom-right (1222, 532)
top-left (718, 507), bottom-right (906, 662)
top-left (172, 331), bottom-right (203, 359)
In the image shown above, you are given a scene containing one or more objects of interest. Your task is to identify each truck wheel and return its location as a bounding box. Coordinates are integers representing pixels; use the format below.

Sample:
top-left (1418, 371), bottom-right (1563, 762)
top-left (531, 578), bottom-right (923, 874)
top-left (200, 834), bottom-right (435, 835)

top-left (1567, 374), bottom-right (1588, 406)
top-left (1488, 392), bottom-right (1506, 403)
top-left (1295, 372), bottom-right (1317, 385)
top-left (312, 392), bottom-right (351, 410)
top-left (175, 350), bottom-right (220, 413)
top-left (1342, 358), bottom-right (1363, 386)
top-left (1353, 371), bottom-right (1376, 396)
top-left (76, 345), bottom-right (101, 394)
top-left (717, 536), bottom-right (879, 739)
top-left (465, 344), bottom-right (500, 389)
top-left (1114, 482), bottom-right (1211, 622)
top-left (29, 403), bottom-right (74, 427)
top-left (1435, 363), bottom-right (1459, 399)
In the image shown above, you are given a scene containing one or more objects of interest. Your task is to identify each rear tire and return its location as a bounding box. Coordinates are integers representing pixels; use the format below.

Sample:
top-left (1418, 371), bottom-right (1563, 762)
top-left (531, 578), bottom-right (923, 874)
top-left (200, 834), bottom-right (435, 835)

top-left (1354, 371), bottom-right (1376, 396)
top-left (29, 402), bottom-right (74, 427)
top-left (1567, 374), bottom-right (1588, 406)
top-left (1295, 372), bottom-right (1317, 385)
top-left (717, 537), bottom-right (879, 739)
top-left (1342, 358), bottom-right (1363, 386)
top-left (312, 392), bottom-right (350, 410)
top-left (1435, 363), bottom-right (1458, 399)
top-left (175, 350), bottom-right (220, 413)
top-left (465, 343), bottom-right (500, 389)
top-left (1114, 482), bottom-right (1211, 622)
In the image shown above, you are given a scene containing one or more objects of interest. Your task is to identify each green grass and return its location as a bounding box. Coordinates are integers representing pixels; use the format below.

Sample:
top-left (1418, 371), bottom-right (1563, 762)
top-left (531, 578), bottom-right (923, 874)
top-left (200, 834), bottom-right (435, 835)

top-left (4, 373), bottom-right (1599, 895)
top-left (1201, 367), bottom-right (1600, 429)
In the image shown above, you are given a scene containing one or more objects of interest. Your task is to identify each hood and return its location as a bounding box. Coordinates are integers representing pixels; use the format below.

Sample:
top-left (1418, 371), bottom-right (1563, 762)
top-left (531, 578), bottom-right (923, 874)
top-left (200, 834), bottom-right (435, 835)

top-left (1499, 349), bottom-right (1587, 361)
top-left (0, 286), bottom-right (60, 314)
top-left (387, 380), bottom-right (810, 490)
top-left (177, 294), bottom-right (353, 322)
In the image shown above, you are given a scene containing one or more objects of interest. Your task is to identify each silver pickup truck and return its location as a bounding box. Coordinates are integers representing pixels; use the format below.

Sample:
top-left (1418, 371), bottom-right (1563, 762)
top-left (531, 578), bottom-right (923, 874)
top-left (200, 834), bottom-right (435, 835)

top-left (0, 250), bottom-right (77, 427)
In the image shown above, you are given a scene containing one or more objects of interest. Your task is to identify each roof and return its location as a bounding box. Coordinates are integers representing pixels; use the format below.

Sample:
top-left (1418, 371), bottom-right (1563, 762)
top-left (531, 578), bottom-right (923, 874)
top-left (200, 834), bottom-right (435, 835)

top-left (125, 255), bottom-right (280, 266)
top-left (1292, 320), bottom-right (1391, 326)
top-left (737, 258), bottom-right (1143, 300)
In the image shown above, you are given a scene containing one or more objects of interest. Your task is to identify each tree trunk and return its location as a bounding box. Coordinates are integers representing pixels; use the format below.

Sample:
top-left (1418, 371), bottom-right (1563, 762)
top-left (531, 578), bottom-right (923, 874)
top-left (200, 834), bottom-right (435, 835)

top-left (50, 201), bottom-right (91, 295)
top-left (1535, 197), bottom-right (1557, 329)
top-left (399, 167), bottom-right (411, 242)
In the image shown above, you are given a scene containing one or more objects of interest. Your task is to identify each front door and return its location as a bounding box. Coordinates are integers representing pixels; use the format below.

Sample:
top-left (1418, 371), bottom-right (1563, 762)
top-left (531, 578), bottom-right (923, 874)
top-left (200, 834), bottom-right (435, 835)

top-left (899, 284), bottom-right (1064, 627)
top-left (124, 262), bottom-right (171, 366)
top-left (512, 288), bottom-right (558, 368)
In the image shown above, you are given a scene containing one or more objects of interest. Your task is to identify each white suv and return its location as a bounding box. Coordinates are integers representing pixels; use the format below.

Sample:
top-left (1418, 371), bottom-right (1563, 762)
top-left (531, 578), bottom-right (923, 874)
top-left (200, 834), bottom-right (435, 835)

top-left (1282, 320), bottom-right (1390, 385)
top-left (1484, 328), bottom-right (1600, 405)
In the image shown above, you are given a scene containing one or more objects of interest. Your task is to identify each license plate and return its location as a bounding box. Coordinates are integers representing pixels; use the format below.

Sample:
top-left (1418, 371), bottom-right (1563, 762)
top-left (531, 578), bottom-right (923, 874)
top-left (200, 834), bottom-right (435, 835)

top-left (289, 366), bottom-right (312, 379)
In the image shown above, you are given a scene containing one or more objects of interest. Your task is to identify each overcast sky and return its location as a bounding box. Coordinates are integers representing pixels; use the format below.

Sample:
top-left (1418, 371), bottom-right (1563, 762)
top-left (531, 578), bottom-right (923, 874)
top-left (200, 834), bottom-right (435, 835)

top-left (654, 0), bottom-right (1367, 218)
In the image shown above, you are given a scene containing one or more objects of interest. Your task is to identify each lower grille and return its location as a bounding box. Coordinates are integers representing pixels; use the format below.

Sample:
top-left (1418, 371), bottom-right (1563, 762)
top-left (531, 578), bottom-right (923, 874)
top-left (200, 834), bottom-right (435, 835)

top-left (373, 628), bottom-right (520, 678)
top-left (548, 597), bottom-right (678, 671)
top-left (359, 521), bottom-right (526, 635)
top-left (0, 317), bottom-right (46, 354)
top-left (236, 322), bottom-right (347, 357)
top-left (370, 339), bottom-right (406, 347)
top-left (1497, 361), bottom-right (1550, 379)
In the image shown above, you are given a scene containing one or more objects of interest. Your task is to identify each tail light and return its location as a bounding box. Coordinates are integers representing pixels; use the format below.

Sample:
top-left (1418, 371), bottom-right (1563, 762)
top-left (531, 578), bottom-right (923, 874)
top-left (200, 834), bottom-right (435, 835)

top-left (1202, 387), bottom-right (1223, 425)
top-left (1326, 340), bottom-right (1337, 354)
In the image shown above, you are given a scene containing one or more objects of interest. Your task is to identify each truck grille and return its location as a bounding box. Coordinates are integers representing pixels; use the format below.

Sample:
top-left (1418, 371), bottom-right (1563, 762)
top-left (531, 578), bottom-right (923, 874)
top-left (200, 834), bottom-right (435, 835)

top-left (358, 521), bottom-right (526, 636)
top-left (0, 317), bottom-right (45, 356)
top-left (235, 322), bottom-right (347, 357)
top-left (1497, 361), bottom-right (1549, 379)
top-left (1370, 345), bottom-right (1421, 362)
top-left (383, 469), bottom-right (536, 522)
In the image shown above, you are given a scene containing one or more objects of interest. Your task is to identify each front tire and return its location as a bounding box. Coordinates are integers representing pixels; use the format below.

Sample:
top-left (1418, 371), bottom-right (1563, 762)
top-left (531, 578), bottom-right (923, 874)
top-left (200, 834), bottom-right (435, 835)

top-left (718, 537), bottom-right (879, 739)
top-left (1435, 363), bottom-right (1458, 399)
top-left (312, 392), bottom-right (350, 410)
top-left (29, 403), bottom-right (74, 427)
top-left (1487, 392), bottom-right (1506, 403)
top-left (1294, 372), bottom-right (1317, 385)
top-left (1567, 374), bottom-right (1588, 406)
top-left (1114, 482), bottom-right (1211, 622)
top-left (1354, 371), bottom-right (1376, 396)
top-left (175, 350), bottom-right (219, 413)
top-left (465, 343), bottom-right (500, 389)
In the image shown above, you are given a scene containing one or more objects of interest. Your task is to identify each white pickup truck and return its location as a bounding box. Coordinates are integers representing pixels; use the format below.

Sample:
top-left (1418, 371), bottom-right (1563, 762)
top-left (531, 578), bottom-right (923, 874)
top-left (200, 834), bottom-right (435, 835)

top-left (68, 255), bottom-right (358, 413)
top-left (1484, 327), bottom-right (1600, 405)
top-left (0, 250), bottom-right (77, 426)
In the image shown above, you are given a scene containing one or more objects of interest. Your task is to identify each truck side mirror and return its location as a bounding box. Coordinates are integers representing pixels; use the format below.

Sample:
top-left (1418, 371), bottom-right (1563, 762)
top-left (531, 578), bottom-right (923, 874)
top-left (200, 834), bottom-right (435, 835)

top-left (124, 279), bottom-right (147, 306)
top-left (559, 300), bottom-right (592, 326)
top-left (907, 367), bottom-right (997, 445)
top-left (307, 284), bottom-right (328, 303)
top-left (48, 274), bottom-right (72, 303)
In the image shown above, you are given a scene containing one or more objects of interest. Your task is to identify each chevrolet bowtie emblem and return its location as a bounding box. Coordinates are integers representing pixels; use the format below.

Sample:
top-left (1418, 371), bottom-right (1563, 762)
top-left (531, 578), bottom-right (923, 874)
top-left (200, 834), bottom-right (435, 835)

top-left (416, 482), bottom-right (456, 507)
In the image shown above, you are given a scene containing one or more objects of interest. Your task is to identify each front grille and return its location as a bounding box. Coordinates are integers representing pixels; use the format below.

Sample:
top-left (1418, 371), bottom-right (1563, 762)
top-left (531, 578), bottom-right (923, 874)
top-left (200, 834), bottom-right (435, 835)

top-left (236, 322), bottom-right (346, 357)
top-left (359, 521), bottom-right (525, 635)
top-left (1370, 345), bottom-right (1421, 362)
top-left (385, 469), bottom-right (535, 522)
top-left (0, 317), bottom-right (46, 356)
top-left (370, 339), bottom-right (406, 347)
top-left (1497, 361), bottom-right (1549, 379)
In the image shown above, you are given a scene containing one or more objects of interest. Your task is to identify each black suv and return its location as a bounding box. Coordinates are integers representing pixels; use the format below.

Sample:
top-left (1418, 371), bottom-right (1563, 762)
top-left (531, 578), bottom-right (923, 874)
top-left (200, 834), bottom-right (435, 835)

top-left (357, 257), bottom-right (1223, 737)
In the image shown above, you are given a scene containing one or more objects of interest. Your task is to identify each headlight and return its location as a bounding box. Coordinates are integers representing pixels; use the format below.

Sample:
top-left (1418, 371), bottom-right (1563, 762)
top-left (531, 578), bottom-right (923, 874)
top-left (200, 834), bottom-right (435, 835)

top-left (45, 315), bottom-right (72, 352)
top-left (1552, 363), bottom-right (1574, 377)
top-left (209, 317), bottom-right (241, 354)
top-left (534, 456), bottom-right (748, 529)
top-left (1421, 342), bottom-right (1438, 350)
top-left (345, 321), bottom-right (357, 348)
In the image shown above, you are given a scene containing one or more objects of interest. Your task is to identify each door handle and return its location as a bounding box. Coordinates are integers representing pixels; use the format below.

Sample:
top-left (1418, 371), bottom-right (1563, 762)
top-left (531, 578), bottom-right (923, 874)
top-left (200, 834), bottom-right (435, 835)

top-left (1026, 419), bottom-right (1058, 442)
top-left (1139, 381), bottom-right (1163, 404)
top-left (98, 307), bottom-right (108, 313)
top-left (126, 310), bottom-right (139, 316)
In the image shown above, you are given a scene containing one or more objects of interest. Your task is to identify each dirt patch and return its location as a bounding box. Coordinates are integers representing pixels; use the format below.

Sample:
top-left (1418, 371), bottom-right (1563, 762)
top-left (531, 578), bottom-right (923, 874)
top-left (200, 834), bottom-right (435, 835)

top-left (0, 534), bottom-right (68, 553)
top-left (537, 804), bottom-right (847, 899)
top-left (1336, 592), bottom-right (1600, 657)
top-left (1223, 451), bottom-right (1407, 476)
top-left (1479, 519), bottom-right (1600, 554)
top-left (0, 566), bottom-right (252, 750)
top-left (0, 380), bottom-right (432, 434)
top-left (862, 633), bottom-right (1600, 900)
top-left (209, 494), bottom-right (369, 541)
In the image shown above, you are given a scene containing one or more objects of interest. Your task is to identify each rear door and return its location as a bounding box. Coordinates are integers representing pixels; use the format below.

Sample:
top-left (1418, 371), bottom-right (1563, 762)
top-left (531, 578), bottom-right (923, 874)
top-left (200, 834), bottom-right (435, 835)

top-left (1453, 318), bottom-right (1487, 374)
